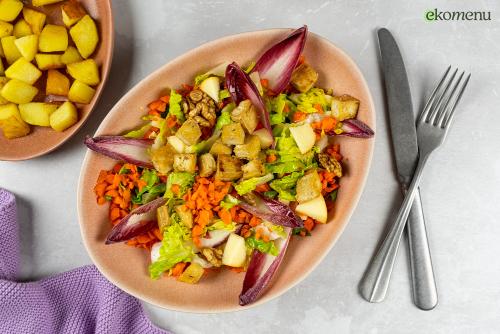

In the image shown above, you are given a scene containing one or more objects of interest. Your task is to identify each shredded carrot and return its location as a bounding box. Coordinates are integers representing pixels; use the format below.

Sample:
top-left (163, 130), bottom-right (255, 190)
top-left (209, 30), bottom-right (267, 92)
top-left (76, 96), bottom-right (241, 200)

top-left (166, 115), bottom-right (178, 128)
top-left (266, 154), bottom-right (277, 163)
top-left (260, 78), bottom-right (269, 88)
top-left (219, 209), bottom-right (232, 225)
top-left (171, 184), bottom-right (180, 195)
top-left (160, 95), bottom-right (170, 103)
top-left (254, 183), bottom-right (270, 193)
top-left (304, 217), bottom-right (315, 232)
top-left (249, 216), bottom-right (262, 227)
top-left (292, 111), bottom-right (307, 122)
top-left (297, 55), bottom-right (306, 66)
top-left (314, 103), bottom-right (323, 114)
top-left (172, 262), bottom-right (187, 277)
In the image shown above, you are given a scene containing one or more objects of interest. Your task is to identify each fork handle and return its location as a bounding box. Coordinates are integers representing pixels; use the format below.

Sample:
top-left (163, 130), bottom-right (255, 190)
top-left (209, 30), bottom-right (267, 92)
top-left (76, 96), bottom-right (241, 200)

top-left (407, 187), bottom-right (438, 310)
top-left (359, 155), bottom-right (429, 303)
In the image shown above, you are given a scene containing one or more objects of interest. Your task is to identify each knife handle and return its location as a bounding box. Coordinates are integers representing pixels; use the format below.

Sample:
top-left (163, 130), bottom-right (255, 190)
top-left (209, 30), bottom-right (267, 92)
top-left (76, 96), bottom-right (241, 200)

top-left (406, 187), bottom-right (438, 310)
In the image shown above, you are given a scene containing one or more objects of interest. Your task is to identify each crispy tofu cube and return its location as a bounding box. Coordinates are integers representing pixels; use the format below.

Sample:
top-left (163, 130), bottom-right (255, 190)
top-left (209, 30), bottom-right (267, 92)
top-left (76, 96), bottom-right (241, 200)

top-left (221, 122), bottom-right (245, 145)
top-left (1, 79), bottom-right (37, 103)
top-left (175, 119), bottom-right (201, 146)
top-left (242, 159), bottom-right (266, 180)
top-left (0, 103), bottom-right (30, 139)
top-left (0, 20), bottom-right (13, 38)
top-left (49, 101), bottom-right (78, 131)
top-left (35, 53), bottom-right (64, 70)
top-left (0, 0), bottom-right (23, 22)
top-left (330, 94), bottom-right (360, 121)
top-left (68, 80), bottom-right (95, 104)
top-left (156, 205), bottom-right (170, 233)
top-left (69, 15), bottom-right (98, 59)
top-left (175, 205), bottom-right (193, 228)
top-left (32, 0), bottom-right (63, 6)
top-left (173, 153), bottom-right (197, 173)
top-left (66, 59), bottom-right (99, 86)
top-left (14, 34), bottom-right (38, 61)
top-left (178, 262), bottom-right (204, 284)
top-left (39, 24), bottom-right (68, 52)
top-left (61, 0), bottom-right (86, 27)
top-left (198, 153), bottom-right (216, 177)
top-left (290, 63), bottom-right (319, 93)
top-left (231, 99), bottom-right (259, 133)
top-left (233, 135), bottom-right (261, 160)
top-left (209, 139), bottom-right (232, 155)
top-left (19, 102), bottom-right (57, 126)
top-left (295, 170), bottom-right (322, 203)
top-left (22, 8), bottom-right (46, 34)
top-left (13, 19), bottom-right (32, 38)
top-left (5, 57), bottom-right (41, 85)
top-left (1, 36), bottom-right (21, 64)
top-left (215, 154), bottom-right (242, 181)
top-left (150, 144), bottom-right (175, 174)
top-left (60, 45), bottom-right (82, 64)
top-left (46, 69), bottom-right (70, 96)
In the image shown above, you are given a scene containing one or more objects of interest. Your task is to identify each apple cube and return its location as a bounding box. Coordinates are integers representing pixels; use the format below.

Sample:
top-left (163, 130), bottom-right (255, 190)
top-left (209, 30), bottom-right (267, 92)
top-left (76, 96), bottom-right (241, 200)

top-left (1, 35), bottom-right (21, 64)
top-left (46, 69), bottom-right (69, 96)
top-left (22, 8), bottom-right (46, 34)
top-left (49, 101), bottom-right (77, 131)
top-left (222, 233), bottom-right (247, 267)
top-left (0, 0), bottom-right (23, 22)
top-left (14, 34), bottom-right (38, 61)
top-left (60, 45), bottom-right (82, 64)
top-left (35, 53), bottom-right (63, 70)
top-left (5, 57), bottom-right (41, 85)
top-left (295, 195), bottom-right (328, 224)
top-left (13, 19), bottom-right (32, 38)
top-left (0, 20), bottom-right (13, 38)
top-left (69, 15), bottom-right (98, 59)
top-left (199, 76), bottom-right (220, 102)
top-left (19, 102), bottom-right (58, 126)
top-left (66, 59), bottom-right (99, 86)
top-left (68, 80), bottom-right (95, 104)
top-left (1, 78), bottom-right (38, 103)
top-left (289, 123), bottom-right (316, 154)
top-left (39, 24), bottom-right (68, 52)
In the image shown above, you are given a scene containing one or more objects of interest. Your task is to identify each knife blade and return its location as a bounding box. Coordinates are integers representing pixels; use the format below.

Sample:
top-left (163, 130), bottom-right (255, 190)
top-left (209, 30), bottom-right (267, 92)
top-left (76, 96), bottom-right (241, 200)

top-left (359, 28), bottom-right (437, 309)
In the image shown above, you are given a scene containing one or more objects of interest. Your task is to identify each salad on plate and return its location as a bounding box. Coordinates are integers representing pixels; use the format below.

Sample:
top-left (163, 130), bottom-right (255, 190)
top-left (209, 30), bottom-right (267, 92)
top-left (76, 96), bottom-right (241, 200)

top-left (85, 26), bottom-right (373, 306)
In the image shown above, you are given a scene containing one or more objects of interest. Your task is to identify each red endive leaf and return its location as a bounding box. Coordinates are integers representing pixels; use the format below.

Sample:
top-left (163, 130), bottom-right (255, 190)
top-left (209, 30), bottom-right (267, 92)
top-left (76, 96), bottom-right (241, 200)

top-left (239, 228), bottom-right (291, 306)
top-left (253, 26), bottom-right (308, 94)
top-left (335, 119), bottom-right (374, 138)
top-left (105, 197), bottom-right (166, 244)
top-left (225, 62), bottom-right (273, 142)
top-left (84, 135), bottom-right (154, 168)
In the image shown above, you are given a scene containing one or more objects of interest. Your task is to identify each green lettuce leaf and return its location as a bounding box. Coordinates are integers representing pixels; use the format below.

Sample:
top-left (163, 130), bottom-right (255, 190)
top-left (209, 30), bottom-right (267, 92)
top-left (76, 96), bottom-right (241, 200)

top-left (263, 221), bottom-right (287, 239)
top-left (219, 194), bottom-right (240, 210)
top-left (167, 90), bottom-right (185, 123)
top-left (219, 89), bottom-right (231, 101)
top-left (124, 123), bottom-right (151, 139)
top-left (215, 109), bottom-right (233, 131)
top-left (269, 171), bottom-right (304, 201)
top-left (149, 220), bottom-right (194, 279)
top-left (164, 172), bottom-right (195, 199)
top-left (208, 219), bottom-right (236, 231)
top-left (290, 88), bottom-right (329, 114)
top-left (246, 236), bottom-right (278, 256)
top-left (131, 169), bottom-right (166, 204)
top-left (234, 173), bottom-right (274, 195)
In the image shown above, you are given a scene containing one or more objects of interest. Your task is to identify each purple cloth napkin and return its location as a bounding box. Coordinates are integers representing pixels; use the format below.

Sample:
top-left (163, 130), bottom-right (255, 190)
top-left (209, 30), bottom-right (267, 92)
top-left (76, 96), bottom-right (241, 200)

top-left (0, 188), bottom-right (170, 334)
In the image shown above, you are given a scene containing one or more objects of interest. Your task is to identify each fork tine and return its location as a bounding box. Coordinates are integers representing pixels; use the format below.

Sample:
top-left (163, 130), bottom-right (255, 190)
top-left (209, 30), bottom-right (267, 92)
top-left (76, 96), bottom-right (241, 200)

top-left (418, 66), bottom-right (451, 124)
top-left (427, 68), bottom-right (458, 124)
top-left (442, 73), bottom-right (471, 128)
top-left (436, 71), bottom-right (465, 126)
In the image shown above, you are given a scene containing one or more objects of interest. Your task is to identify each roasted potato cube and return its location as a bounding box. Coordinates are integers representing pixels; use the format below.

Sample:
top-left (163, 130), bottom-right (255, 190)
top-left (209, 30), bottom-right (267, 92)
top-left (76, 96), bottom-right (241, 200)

top-left (175, 205), bottom-right (193, 228)
top-left (14, 34), bottom-right (38, 61)
top-left (1, 79), bottom-right (37, 103)
top-left (69, 15), bottom-right (98, 59)
top-left (60, 45), bottom-right (82, 64)
top-left (32, 0), bottom-right (63, 6)
top-left (175, 119), bottom-right (201, 146)
top-left (231, 99), bottom-right (258, 134)
top-left (242, 159), bottom-right (266, 180)
top-left (1, 36), bottom-right (21, 64)
top-left (209, 139), bottom-right (232, 156)
top-left (215, 154), bottom-right (242, 181)
top-left (0, 77), bottom-right (8, 103)
top-left (46, 69), bottom-right (69, 96)
top-left (0, 0), bottom-right (23, 22)
top-left (35, 53), bottom-right (64, 70)
top-left (22, 8), bottom-right (46, 34)
top-left (178, 262), bottom-right (204, 284)
top-left (49, 101), bottom-right (77, 131)
top-left (66, 59), bottom-right (100, 86)
top-left (290, 63), bottom-right (318, 93)
top-left (0, 20), bottom-right (13, 38)
top-left (39, 24), bottom-right (68, 52)
top-left (150, 143), bottom-right (175, 174)
top-left (198, 153), bottom-right (216, 177)
top-left (61, 0), bottom-right (86, 27)
top-left (295, 170), bottom-right (322, 203)
top-left (156, 205), bottom-right (170, 233)
top-left (68, 80), bottom-right (95, 104)
top-left (233, 135), bottom-right (261, 160)
top-left (330, 94), bottom-right (360, 121)
top-left (221, 122), bottom-right (245, 145)
top-left (13, 19), bottom-right (32, 38)
top-left (5, 57), bottom-right (41, 85)
top-left (0, 60), bottom-right (4, 77)
top-left (173, 153), bottom-right (197, 173)
top-left (19, 102), bottom-right (57, 126)
top-left (0, 103), bottom-right (30, 139)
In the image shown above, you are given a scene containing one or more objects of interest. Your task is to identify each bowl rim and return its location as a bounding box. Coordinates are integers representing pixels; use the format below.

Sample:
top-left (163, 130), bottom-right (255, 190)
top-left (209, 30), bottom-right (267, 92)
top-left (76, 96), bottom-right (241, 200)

top-left (0, 0), bottom-right (115, 161)
top-left (77, 27), bottom-right (376, 313)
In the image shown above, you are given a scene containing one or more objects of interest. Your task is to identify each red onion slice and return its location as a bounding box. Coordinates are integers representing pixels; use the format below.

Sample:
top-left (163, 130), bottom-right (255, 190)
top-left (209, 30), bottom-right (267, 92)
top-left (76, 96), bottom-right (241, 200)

top-left (105, 197), bottom-right (166, 244)
top-left (253, 26), bottom-right (308, 94)
top-left (84, 135), bottom-right (154, 168)
top-left (239, 228), bottom-right (292, 305)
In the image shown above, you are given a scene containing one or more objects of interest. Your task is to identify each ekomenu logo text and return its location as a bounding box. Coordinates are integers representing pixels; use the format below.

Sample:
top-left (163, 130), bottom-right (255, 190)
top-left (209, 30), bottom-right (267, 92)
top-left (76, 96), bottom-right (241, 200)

top-left (425, 8), bottom-right (491, 21)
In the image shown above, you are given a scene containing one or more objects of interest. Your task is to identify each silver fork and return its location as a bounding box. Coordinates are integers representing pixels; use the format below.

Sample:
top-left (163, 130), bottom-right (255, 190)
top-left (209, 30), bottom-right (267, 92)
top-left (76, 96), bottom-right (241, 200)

top-left (360, 67), bottom-right (471, 303)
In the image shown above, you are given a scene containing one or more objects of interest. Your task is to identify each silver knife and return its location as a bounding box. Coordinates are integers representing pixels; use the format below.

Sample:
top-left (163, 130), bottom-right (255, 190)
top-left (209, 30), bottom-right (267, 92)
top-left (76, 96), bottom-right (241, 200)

top-left (359, 28), bottom-right (438, 310)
